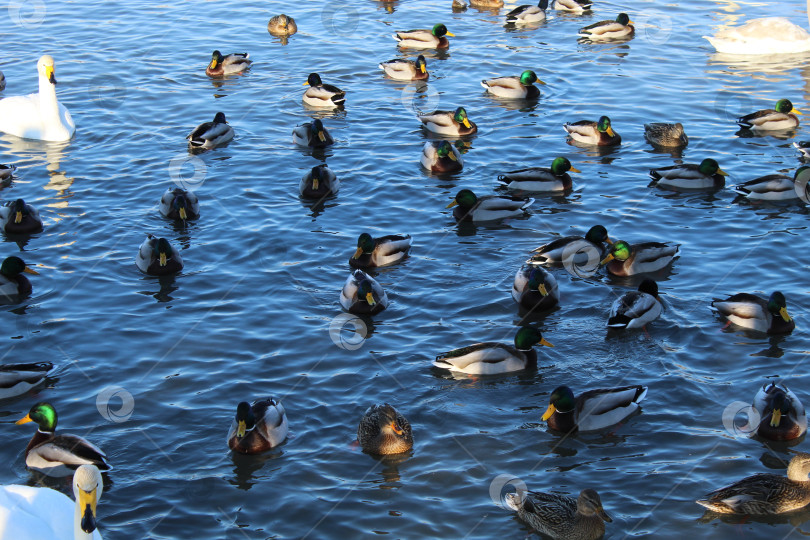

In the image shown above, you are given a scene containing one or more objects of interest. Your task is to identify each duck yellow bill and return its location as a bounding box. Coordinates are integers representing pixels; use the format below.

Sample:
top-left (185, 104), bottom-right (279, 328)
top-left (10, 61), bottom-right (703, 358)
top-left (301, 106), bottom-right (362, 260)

top-left (569, 166), bottom-right (581, 173)
top-left (780, 307), bottom-right (792, 322)
top-left (45, 66), bottom-right (56, 84)
top-left (600, 253), bottom-right (614, 265)
top-left (15, 413), bottom-right (32, 425)
top-left (606, 126), bottom-right (616, 137)
top-left (23, 266), bottom-right (39, 275)
top-left (303, 80), bottom-right (310, 86)
top-left (717, 168), bottom-right (729, 176)
top-left (770, 408), bottom-right (782, 428)
top-left (606, 236), bottom-right (614, 245)
top-left (159, 252), bottom-right (167, 266)
top-left (209, 59), bottom-right (218, 70)
top-left (14, 211), bottom-right (22, 224)
top-left (540, 338), bottom-right (554, 348)
top-left (793, 108), bottom-right (803, 115)
top-left (538, 284), bottom-right (548, 296)
top-left (179, 207), bottom-right (187, 221)
top-left (541, 404), bottom-right (556, 421)
top-left (446, 199), bottom-right (458, 208)
top-left (318, 131), bottom-right (326, 142)
top-left (448, 152), bottom-right (457, 161)
top-left (365, 292), bottom-right (376, 306)
top-left (352, 247), bottom-right (363, 260)
top-left (312, 178), bottom-right (319, 190)
top-left (236, 419), bottom-right (247, 438)
top-left (78, 487), bottom-right (98, 534)
top-left (462, 118), bottom-right (471, 129)
top-left (536, 79), bottom-right (547, 85)
top-left (445, 31), bottom-right (456, 37)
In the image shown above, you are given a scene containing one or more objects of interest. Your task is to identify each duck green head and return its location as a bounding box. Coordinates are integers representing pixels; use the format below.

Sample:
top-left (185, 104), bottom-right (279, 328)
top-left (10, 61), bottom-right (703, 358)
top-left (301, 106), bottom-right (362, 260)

top-left (235, 401), bottom-right (256, 438)
top-left (616, 13), bottom-right (632, 25)
top-left (432, 24), bottom-right (454, 38)
top-left (416, 55), bottom-right (427, 74)
top-left (447, 188), bottom-right (477, 209)
top-left (0, 256), bottom-right (38, 278)
top-left (514, 326), bottom-right (554, 350)
top-left (453, 107), bottom-right (472, 129)
top-left (768, 291), bottom-right (792, 322)
top-left (16, 401), bottom-right (58, 432)
top-left (10, 199), bottom-right (30, 224)
top-left (597, 116), bottom-right (615, 137)
top-left (519, 70), bottom-right (542, 87)
top-left (775, 98), bottom-right (801, 115)
top-left (768, 390), bottom-right (791, 427)
top-left (601, 239), bottom-right (631, 264)
top-left (527, 269), bottom-right (550, 296)
top-left (584, 225), bottom-right (612, 245)
top-left (153, 237), bottom-right (173, 267)
top-left (209, 50), bottom-right (223, 70)
top-left (353, 233), bottom-right (375, 259)
top-left (638, 278), bottom-right (658, 297)
top-left (550, 156), bottom-right (580, 176)
top-left (436, 141), bottom-right (457, 161)
top-left (305, 73), bottom-right (323, 87)
top-left (358, 279), bottom-right (377, 306)
top-left (698, 158), bottom-right (728, 177)
top-left (542, 385), bottom-right (576, 419)
top-left (213, 112), bottom-right (227, 124)
top-left (172, 193), bottom-right (191, 221)
top-left (794, 166), bottom-right (810, 180)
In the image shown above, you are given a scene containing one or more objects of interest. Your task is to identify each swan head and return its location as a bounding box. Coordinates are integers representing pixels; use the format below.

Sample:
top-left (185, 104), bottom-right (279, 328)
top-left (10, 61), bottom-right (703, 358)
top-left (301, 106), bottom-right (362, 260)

top-left (73, 464), bottom-right (103, 534)
top-left (37, 55), bottom-right (57, 85)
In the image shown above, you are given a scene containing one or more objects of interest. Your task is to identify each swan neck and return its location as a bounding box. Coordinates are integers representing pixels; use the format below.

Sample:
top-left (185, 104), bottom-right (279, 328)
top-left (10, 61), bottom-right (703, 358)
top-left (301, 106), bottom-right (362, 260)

top-left (38, 73), bottom-right (59, 117)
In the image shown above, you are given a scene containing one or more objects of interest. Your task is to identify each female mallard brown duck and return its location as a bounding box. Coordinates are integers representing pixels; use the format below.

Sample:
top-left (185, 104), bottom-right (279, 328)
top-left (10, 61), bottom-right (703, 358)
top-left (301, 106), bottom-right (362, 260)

top-left (136, 234), bottom-right (183, 276)
top-left (267, 14), bottom-right (297, 36)
top-left (563, 116), bottom-right (621, 146)
top-left (578, 13), bottom-right (634, 40)
top-left (0, 361), bottom-right (53, 401)
top-left (505, 0), bottom-right (550, 24)
top-left (0, 256), bottom-right (38, 298)
top-left (512, 266), bottom-right (560, 312)
top-left (205, 50), bottom-right (251, 77)
top-left (752, 382), bottom-right (807, 441)
top-left (600, 239), bottom-right (680, 277)
top-left (357, 403), bottom-right (413, 455)
top-left (541, 385), bottom-right (648, 432)
top-left (393, 24), bottom-right (454, 49)
top-left (710, 291), bottom-right (794, 334)
top-left (187, 112), bottom-right (234, 150)
top-left (379, 55), bottom-right (428, 81)
top-left (481, 70), bottom-right (544, 99)
top-left (505, 488), bottom-right (611, 540)
top-left (649, 158), bottom-right (728, 190)
top-left (738, 98), bottom-right (802, 131)
top-left (433, 326), bottom-right (553, 374)
top-left (697, 453), bottom-right (810, 514)
top-left (497, 157), bottom-right (580, 192)
top-left (227, 398), bottom-right (288, 454)
top-left (421, 140), bottom-right (463, 173)
top-left (644, 122), bottom-right (688, 148)
top-left (159, 187), bottom-right (200, 222)
top-left (417, 107), bottom-right (478, 137)
top-left (607, 279), bottom-right (662, 329)
top-left (15, 402), bottom-right (111, 477)
top-left (0, 198), bottom-right (43, 234)
top-left (339, 269), bottom-right (388, 315)
top-left (447, 189), bottom-right (533, 222)
top-left (527, 225), bottom-right (612, 266)
top-left (349, 233), bottom-right (412, 269)
top-left (292, 119), bottom-right (334, 148)
top-left (299, 164), bottom-right (339, 199)
top-left (303, 73), bottom-right (345, 109)
top-left (733, 166), bottom-right (810, 201)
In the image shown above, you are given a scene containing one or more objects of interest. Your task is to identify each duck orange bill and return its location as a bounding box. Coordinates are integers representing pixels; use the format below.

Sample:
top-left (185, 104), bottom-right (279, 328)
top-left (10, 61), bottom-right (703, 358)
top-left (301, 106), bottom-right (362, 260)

top-left (446, 199), bottom-right (458, 208)
top-left (600, 253), bottom-right (614, 265)
top-left (540, 338), bottom-right (554, 348)
top-left (770, 408), bottom-right (782, 427)
top-left (365, 292), bottom-right (376, 306)
top-left (15, 413), bottom-right (33, 425)
top-left (302, 80), bottom-right (310, 86)
top-left (159, 253), bottom-right (167, 266)
top-left (23, 266), bottom-right (39, 275)
top-left (541, 403), bottom-right (556, 421)
top-left (780, 307), bottom-right (792, 322)
top-left (462, 118), bottom-right (471, 129)
top-left (390, 421), bottom-right (403, 435)
top-left (569, 166), bottom-right (581, 173)
top-left (716, 168), bottom-right (729, 176)
top-left (209, 59), bottom-right (218, 70)
top-left (606, 236), bottom-right (614, 245)
top-left (606, 127), bottom-right (616, 137)
top-left (448, 152), bottom-right (457, 161)
top-left (445, 31), bottom-right (456, 37)
top-left (79, 487), bottom-right (98, 533)
top-left (352, 247), bottom-right (363, 259)
top-left (236, 419), bottom-right (247, 438)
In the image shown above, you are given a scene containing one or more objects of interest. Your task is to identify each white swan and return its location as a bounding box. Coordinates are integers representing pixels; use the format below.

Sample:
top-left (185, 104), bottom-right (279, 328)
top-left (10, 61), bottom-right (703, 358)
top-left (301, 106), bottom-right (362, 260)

top-left (704, 17), bottom-right (810, 55)
top-left (0, 464), bottom-right (103, 539)
top-left (0, 55), bottom-right (75, 141)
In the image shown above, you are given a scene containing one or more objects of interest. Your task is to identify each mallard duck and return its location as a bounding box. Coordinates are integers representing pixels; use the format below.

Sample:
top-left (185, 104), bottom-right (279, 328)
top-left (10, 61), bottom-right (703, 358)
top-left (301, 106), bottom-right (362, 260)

top-left (644, 123), bottom-right (688, 148)
top-left (227, 398), bottom-right (288, 454)
top-left (0, 70), bottom-right (5, 91)
top-left (600, 240), bottom-right (680, 277)
top-left (697, 453), bottom-right (810, 514)
top-left (302, 73), bottom-right (345, 109)
top-left (421, 140), bottom-right (463, 173)
top-left (0, 199), bottom-right (43, 234)
top-left (15, 402), bottom-right (111, 477)
top-left (135, 234), bottom-right (183, 276)
top-left (579, 13), bottom-right (634, 41)
top-left (704, 17), bottom-right (810, 55)
top-left (0, 55), bottom-right (74, 142)
top-left (0, 256), bottom-right (38, 298)
top-left (527, 225), bottom-right (612, 266)
top-left (0, 464), bottom-right (104, 540)
top-left (497, 157), bottom-right (580, 192)
top-left (607, 279), bottom-right (662, 329)
top-left (795, 141), bottom-right (810, 158)
top-left (710, 291), bottom-right (794, 334)
top-left (0, 362), bottom-right (52, 401)
top-left (452, 0), bottom-right (468, 11)
top-left (505, 0), bottom-right (550, 24)
top-left (205, 50), bottom-right (251, 77)
top-left (649, 158), bottom-right (728, 190)
top-left (393, 24), bottom-right (454, 49)
top-left (541, 384), bottom-right (648, 432)
top-left (159, 187), bottom-right (200, 221)
top-left (738, 99), bottom-right (802, 131)
top-left (552, 0), bottom-right (591, 11)
top-left (349, 233), bottom-right (412, 269)
top-left (357, 403), bottom-right (413, 455)
top-left (267, 14), bottom-right (297, 36)
top-left (339, 269), bottom-right (388, 315)
top-left (733, 167), bottom-right (810, 201)
top-left (0, 165), bottom-right (16, 182)
top-left (299, 164), bottom-right (339, 199)
top-left (512, 266), bottom-right (560, 312)
top-left (379, 55), bottom-right (429, 81)
top-left (417, 107), bottom-right (478, 137)
top-left (292, 119), bottom-right (334, 148)
top-left (447, 189), bottom-right (534, 222)
top-left (186, 112), bottom-right (234, 150)
top-left (563, 116), bottom-right (621, 146)
top-left (481, 70), bottom-right (544, 99)
top-left (752, 383), bottom-right (807, 441)
top-left (505, 488), bottom-right (611, 540)
top-left (433, 327), bottom-right (553, 374)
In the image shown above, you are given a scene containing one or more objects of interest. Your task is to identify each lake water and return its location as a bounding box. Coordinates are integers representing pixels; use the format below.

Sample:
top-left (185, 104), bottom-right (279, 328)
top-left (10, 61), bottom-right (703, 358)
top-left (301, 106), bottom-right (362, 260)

top-left (2, 0), bottom-right (810, 538)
